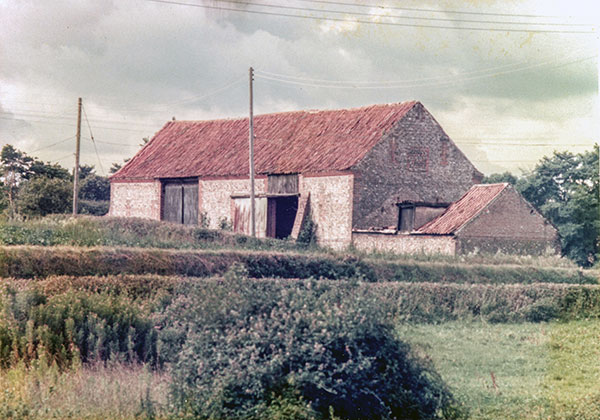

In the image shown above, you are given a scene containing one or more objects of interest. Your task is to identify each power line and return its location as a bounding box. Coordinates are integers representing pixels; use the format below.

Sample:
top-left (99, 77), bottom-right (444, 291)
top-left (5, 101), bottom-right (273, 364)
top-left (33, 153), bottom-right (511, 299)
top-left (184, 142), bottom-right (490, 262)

top-left (296, 0), bottom-right (587, 20)
top-left (0, 115), bottom-right (153, 133)
top-left (82, 104), bottom-right (105, 175)
top-left (50, 153), bottom-right (75, 164)
top-left (255, 46), bottom-right (595, 85)
top-left (84, 138), bottom-right (141, 147)
top-left (144, 0), bottom-right (596, 34)
top-left (0, 109), bottom-right (159, 129)
top-left (210, 0), bottom-right (594, 27)
top-left (30, 135), bottom-right (76, 153)
top-left (255, 54), bottom-right (596, 89)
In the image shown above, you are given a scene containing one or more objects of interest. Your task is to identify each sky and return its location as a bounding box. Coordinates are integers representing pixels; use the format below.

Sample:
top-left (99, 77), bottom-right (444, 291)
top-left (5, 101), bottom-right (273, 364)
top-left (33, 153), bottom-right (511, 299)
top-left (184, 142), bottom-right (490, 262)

top-left (0, 0), bottom-right (598, 176)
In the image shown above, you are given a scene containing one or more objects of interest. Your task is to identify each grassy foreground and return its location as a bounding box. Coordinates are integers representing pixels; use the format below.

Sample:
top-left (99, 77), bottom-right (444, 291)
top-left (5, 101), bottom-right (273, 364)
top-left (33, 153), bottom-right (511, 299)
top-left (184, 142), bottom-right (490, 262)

top-left (397, 320), bottom-right (600, 420)
top-left (0, 362), bottom-right (170, 420)
top-left (1, 319), bottom-right (597, 419)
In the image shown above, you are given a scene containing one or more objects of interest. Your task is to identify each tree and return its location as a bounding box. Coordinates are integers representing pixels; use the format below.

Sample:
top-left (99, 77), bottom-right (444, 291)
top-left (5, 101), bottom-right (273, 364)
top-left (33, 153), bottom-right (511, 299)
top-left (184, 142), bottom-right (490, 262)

top-left (482, 171), bottom-right (518, 185)
top-left (0, 144), bottom-right (74, 218)
top-left (80, 174), bottom-right (110, 201)
top-left (78, 164), bottom-right (96, 180)
top-left (1, 144), bottom-right (34, 214)
top-left (29, 160), bottom-right (70, 180)
top-left (17, 176), bottom-right (72, 217)
top-left (109, 162), bottom-right (122, 174)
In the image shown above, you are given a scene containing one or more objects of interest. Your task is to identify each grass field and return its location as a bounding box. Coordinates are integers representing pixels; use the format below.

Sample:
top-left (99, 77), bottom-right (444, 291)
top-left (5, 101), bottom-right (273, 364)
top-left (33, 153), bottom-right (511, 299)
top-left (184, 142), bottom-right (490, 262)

top-left (397, 320), bottom-right (600, 420)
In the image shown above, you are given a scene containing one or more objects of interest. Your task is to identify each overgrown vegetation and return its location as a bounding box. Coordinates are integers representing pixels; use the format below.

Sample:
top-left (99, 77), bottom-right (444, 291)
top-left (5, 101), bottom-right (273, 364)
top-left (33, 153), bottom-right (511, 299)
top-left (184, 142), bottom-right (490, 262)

top-left (0, 274), bottom-right (599, 374)
top-left (0, 361), bottom-right (170, 420)
top-left (0, 244), bottom-right (595, 284)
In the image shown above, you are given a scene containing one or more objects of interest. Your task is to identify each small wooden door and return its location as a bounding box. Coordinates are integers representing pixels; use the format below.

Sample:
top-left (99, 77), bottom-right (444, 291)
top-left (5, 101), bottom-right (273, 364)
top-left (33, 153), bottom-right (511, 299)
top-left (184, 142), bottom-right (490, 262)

top-left (162, 179), bottom-right (198, 225)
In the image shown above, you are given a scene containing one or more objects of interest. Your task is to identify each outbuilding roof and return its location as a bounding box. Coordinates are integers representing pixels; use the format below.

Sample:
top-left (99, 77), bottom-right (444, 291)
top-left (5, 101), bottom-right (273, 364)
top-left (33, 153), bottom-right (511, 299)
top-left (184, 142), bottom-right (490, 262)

top-left (416, 183), bottom-right (509, 235)
top-left (111, 101), bottom-right (417, 180)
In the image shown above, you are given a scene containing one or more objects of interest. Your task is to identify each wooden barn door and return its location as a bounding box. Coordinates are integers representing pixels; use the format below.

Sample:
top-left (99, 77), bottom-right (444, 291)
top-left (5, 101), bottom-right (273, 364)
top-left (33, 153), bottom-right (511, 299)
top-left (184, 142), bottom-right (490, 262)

top-left (162, 179), bottom-right (198, 225)
top-left (182, 183), bottom-right (198, 225)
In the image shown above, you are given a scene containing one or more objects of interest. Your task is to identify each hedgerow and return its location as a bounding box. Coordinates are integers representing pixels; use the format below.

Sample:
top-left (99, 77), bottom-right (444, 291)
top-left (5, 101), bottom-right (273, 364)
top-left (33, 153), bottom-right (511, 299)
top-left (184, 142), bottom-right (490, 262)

top-left (0, 245), bottom-right (595, 284)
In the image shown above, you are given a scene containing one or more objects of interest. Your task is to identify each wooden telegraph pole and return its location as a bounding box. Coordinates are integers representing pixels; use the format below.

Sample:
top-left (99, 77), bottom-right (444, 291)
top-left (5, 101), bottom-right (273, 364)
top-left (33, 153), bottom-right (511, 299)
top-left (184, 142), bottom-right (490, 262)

top-left (72, 97), bottom-right (82, 216)
top-left (249, 67), bottom-right (256, 237)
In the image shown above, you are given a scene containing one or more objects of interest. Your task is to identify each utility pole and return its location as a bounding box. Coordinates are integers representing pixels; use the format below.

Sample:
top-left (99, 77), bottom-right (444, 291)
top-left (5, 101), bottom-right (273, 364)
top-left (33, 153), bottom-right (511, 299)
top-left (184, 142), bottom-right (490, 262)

top-left (72, 97), bottom-right (82, 216)
top-left (249, 67), bottom-right (256, 237)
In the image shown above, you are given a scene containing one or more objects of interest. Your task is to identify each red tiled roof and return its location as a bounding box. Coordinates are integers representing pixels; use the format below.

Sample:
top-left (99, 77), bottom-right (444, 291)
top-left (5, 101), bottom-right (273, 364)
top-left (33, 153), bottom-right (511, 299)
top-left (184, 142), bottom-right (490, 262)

top-left (416, 183), bottom-right (509, 235)
top-left (111, 102), bottom-right (417, 180)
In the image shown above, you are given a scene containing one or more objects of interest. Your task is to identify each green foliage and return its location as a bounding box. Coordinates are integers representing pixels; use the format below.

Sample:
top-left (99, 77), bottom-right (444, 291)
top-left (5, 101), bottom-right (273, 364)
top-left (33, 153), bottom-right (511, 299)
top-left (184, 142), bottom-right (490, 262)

top-left (0, 241), bottom-right (595, 284)
top-left (28, 161), bottom-right (70, 180)
top-left (79, 174), bottom-right (110, 201)
top-left (0, 286), bottom-right (157, 369)
top-left (78, 164), bottom-right (96, 180)
top-left (0, 215), bottom-right (308, 252)
top-left (297, 210), bottom-right (317, 247)
top-left (482, 171), bottom-right (518, 185)
top-left (161, 271), bottom-right (464, 420)
top-left (0, 362), bottom-right (169, 420)
top-left (79, 199), bottom-right (109, 216)
top-left (218, 216), bottom-right (232, 231)
top-left (16, 177), bottom-right (72, 217)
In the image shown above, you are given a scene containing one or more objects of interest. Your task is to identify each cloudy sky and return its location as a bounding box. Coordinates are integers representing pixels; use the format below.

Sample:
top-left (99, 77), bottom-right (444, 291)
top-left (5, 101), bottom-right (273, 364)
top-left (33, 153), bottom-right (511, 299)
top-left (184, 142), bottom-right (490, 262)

top-left (0, 0), bottom-right (598, 176)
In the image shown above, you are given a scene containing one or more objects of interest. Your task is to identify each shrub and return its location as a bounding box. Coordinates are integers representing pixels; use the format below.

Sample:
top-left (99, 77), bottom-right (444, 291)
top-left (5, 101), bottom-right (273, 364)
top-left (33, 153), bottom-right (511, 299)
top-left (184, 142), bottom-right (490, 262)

top-left (161, 269), bottom-right (464, 420)
top-left (0, 287), bottom-right (156, 369)
top-left (16, 177), bottom-right (72, 217)
top-left (78, 200), bottom-right (109, 216)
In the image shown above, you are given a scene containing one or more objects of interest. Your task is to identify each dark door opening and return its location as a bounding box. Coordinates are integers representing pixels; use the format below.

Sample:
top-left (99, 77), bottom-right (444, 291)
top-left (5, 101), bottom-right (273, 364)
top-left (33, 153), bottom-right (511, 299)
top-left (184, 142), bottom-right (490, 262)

top-left (162, 179), bottom-right (198, 225)
top-left (266, 196), bottom-right (298, 239)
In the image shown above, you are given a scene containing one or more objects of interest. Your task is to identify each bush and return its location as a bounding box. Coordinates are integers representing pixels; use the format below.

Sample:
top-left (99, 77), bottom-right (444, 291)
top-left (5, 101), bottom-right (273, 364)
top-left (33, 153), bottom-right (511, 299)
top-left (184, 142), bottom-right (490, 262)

top-left (161, 268), bottom-right (464, 420)
top-left (16, 177), bottom-right (72, 217)
top-left (79, 200), bottom-right (109, 216)
top-left (79, 174), bottom-right (110, 201)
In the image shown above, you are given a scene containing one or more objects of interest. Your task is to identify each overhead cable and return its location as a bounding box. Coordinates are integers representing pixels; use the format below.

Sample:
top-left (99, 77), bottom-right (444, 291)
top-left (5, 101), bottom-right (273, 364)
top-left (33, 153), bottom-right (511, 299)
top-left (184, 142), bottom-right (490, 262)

top-left (296, 0), bottom-right (587, 20)
top-left (144, 0), bottom-right (596, 34)
top-left (210, 0), bottom-right (594, 27)
top-left (30, 135), bottom-right (76, 153)
top-left (255, 54), bottom-right (596, 89)
top-left (82, 104), bottom-right (105, 175)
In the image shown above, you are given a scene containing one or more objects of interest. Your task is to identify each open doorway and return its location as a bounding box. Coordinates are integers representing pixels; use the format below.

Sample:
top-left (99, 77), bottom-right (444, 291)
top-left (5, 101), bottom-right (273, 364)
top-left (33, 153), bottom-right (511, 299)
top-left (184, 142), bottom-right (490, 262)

top-left (267, 196), bottom-right (298, 239)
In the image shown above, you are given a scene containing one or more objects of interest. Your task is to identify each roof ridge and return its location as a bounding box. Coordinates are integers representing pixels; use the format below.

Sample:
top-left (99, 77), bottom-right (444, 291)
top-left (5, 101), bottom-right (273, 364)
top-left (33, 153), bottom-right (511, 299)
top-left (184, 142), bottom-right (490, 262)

top-left (169, 101), bottom-right (418, 124)
top-left (111, 100), bottom-right (421, 180)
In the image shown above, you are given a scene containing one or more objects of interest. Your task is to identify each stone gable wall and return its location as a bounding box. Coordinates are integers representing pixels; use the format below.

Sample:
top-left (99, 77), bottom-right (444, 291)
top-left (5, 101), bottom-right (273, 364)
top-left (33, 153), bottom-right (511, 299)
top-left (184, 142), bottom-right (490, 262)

top-left (456, 187), bottom-right (560, 255)
top-left (351, 103), bottom-right (482, 230)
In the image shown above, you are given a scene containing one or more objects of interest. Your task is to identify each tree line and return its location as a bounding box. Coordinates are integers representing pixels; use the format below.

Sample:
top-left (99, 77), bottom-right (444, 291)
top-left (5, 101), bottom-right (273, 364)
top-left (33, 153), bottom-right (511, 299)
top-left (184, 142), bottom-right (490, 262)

top-left (0, 144), bottom-right (111, 218)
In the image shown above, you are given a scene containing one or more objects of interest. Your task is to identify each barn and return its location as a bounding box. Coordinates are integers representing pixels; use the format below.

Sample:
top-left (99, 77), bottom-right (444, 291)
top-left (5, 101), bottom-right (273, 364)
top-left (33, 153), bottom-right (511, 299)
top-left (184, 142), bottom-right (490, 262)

top-left (109, 101), bottom-right (558, 255)
top-left (353, 183), bottom-right (560, 256)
